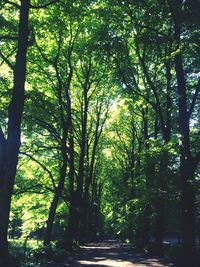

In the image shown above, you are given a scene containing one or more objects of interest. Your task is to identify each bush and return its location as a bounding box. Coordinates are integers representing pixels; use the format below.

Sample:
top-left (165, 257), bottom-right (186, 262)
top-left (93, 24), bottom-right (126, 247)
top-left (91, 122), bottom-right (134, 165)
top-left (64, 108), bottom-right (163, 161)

top-left (9, 238), bottom-right (48, 267)
top-left (33, 242), bottom-right (69, 262)
top-left (8, 238), bottom-right (70, 266)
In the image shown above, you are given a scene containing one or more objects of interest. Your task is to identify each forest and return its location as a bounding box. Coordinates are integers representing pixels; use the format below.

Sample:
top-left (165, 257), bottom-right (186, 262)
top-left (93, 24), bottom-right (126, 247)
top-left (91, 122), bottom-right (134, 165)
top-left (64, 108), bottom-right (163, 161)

top-left (0, 0), bottom-right (200, 266)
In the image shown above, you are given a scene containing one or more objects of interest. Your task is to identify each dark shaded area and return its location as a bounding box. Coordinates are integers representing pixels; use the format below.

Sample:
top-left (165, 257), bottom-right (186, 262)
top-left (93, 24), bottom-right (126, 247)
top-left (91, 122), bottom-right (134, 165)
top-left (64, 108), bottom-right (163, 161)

top-left (48, 240), bottom-right (173, 267)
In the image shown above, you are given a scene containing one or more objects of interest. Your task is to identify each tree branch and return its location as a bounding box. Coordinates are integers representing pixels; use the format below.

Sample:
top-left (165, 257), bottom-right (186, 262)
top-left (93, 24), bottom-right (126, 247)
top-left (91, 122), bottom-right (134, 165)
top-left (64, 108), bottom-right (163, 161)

top-left (135, 23), bottom-right (170, 39)
top-left (4, 0), bottom-right (20, 8)
top-left (14, 184), bottom-right (44, 195)
top-left (20, 151), bottom-right (57, 190)
top-left (0, 50), bottom-right (15, 70)
top-left (0, 35), bottom-right (18, 41)
top-left (27, 115), bottom-right (61, 143)
top-left (135, 42), bottom-right (166, 133)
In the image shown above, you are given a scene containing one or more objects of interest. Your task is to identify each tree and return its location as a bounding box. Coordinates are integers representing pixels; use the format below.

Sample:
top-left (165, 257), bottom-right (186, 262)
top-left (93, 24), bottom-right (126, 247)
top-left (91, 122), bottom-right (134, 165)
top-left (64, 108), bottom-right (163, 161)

top-left (167, 0), bottom-right (200, 260)
top-left (0, 0), bottom-right (30, 256)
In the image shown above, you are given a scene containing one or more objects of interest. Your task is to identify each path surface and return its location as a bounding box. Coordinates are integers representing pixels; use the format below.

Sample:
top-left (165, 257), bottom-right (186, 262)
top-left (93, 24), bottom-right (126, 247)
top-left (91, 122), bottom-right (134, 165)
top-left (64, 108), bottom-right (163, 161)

top-left (49, 240), bottom-right (173, 267)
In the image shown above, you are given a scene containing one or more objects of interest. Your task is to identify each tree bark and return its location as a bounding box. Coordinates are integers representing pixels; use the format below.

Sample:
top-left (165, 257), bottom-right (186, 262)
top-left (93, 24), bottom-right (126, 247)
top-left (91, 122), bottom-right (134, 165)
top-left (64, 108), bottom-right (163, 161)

top-left (0, 0), bottom-right (30, 256)
top-left (153, 61), bottom-right (172, 253)
top-left (75, 79), bottom-right (90, 241)
top-left (80, 106), bottom-right (102, 242)
top-left (175, 48), bottom-right (195, 251)
top-left (44, 151), bottom-right (67, 246)
top-left (64, 75), bottom-right (77, 250)
top-left (172, 3), bottom-right (196, 253)
top-left (154, 150), bottom-right (168, 255)
top-left (136, 107), bottom-right (152, 248)
top-left (64, 132), bottom-right (77, 250)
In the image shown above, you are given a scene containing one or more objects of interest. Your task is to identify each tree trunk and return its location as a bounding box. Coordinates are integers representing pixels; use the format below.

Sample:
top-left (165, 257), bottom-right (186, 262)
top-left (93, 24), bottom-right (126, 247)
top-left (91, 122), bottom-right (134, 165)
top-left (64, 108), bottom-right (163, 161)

top-left (0, 0), bottom-right (30, 256)
top-left (64, 144), bottom-right (77, 249)
top-left (64, 193), bottom-right (78, 250)
top-left (180, 157), bottom-right (196, 253)
top-left (80, 115), bottom-right (100, 242)
top-left (136, 108), bottom-right (152, 248)
top-left (172, 4), bottom-right (196, 254)
top-left (154, 150), bottom-right (169, 255)
top-left (75, 85), bottom-right (89, 241)
top-left (44, 154), bottom-right (67, 246)
top-left (91, 182), bottom-right (102, 238)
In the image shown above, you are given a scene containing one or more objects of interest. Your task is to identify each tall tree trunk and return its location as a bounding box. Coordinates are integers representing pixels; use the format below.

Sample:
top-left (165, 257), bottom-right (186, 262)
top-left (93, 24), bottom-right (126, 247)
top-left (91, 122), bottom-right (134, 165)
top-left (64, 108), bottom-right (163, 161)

top-left (166, 2), bottom-right (200, 263)
top-left (0, 0), bottom-right (30, 256)
top-left (171, 3), bottom-right (196, 254)
top-left (80, 107), bottom-right (102, 242)
top-left (91, 182), bottom-right (102, 238)
top-left (180, 157), bottom-right (196, 254)
top-left (87, 162), bottom-right (98, 240)
top-left (64, 85), bottom-right (76, 250)
top-left (44, 151), bottom-right (67, 246)
top-left (64, 134), bottom-right (77, 250)
top-left (136, 107), bottom-right (152, 248)
top-left (75, 84), bottom-right (89, 241)
top-left (154, 60), bottom-right (172, 253)
top-left (175, 20), bottom-right (196, 252)
top-left (137, 37), bottom-right (172, 250)
top-left (154, 150), bottom-right (168, 255)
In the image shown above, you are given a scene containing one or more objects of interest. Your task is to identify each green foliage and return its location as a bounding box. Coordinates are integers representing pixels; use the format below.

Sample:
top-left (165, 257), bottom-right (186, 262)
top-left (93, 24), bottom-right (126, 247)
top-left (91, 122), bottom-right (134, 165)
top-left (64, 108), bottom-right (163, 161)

top-left (0, 0), bottom-right (200, 264)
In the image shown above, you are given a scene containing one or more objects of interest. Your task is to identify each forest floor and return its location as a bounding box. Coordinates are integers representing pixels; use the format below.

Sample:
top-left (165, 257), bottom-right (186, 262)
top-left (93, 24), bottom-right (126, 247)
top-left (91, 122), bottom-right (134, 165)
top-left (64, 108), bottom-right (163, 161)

top-left (47, 240), bottom-right (174, 267)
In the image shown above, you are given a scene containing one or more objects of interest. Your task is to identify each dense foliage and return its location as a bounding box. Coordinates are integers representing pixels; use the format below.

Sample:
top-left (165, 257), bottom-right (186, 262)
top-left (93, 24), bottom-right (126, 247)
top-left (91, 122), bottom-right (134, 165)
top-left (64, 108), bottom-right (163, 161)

top-left (0, 0), bottom-right (200, 266)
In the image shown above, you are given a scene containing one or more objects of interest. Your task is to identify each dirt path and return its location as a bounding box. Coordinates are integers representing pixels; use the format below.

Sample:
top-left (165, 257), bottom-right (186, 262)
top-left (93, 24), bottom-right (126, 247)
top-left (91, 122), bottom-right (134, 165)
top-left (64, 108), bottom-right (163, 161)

top-left (49, 240), bottom-right (173, 267)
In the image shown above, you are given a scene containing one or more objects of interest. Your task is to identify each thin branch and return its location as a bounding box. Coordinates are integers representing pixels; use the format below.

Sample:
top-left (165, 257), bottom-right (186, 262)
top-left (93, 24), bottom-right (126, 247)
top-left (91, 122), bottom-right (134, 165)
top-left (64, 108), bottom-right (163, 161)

top-left (135, 42), bottom-right (166, 132)
top-left (88, 68), bottom-right (106, 102)
top-left (31, 144), bottom-right (59, 151)
top-left (20, 151), bottom-right (57, 190)
top-left (14, 184), bottom-right (44, 195)
top-left (28, 115), bottom-right (61, 143)
top-left (35, 39), bottom-right (54, 65)
top-left (44, 185), bottom-right (56, 193)
top-left (30, 59), bottom-right (57, 89)
top-left (4, 0), bottom-right (20, 8)
top-left (67, 17), bottom-right (79, 67)
top-left (116, 129), bottom-right (132, 163)
top-left (0, 35), bottom-right (18, 41)
top-left (0, 50), bottom-right (15, 70)
top-left (135, 23), bottom-right (170, 39)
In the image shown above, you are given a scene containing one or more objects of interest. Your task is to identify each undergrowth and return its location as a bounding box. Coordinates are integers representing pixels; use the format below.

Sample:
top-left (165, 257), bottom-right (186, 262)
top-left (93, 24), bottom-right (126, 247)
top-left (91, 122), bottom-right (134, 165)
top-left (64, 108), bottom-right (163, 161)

top-left (8, 238), bottom-right (70, 267)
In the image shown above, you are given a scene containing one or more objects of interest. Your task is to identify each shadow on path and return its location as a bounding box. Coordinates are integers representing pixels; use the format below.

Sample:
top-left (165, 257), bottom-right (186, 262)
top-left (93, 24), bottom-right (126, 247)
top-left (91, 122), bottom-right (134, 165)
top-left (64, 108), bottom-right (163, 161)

top-left (49, 240), bottom-right (173, 267)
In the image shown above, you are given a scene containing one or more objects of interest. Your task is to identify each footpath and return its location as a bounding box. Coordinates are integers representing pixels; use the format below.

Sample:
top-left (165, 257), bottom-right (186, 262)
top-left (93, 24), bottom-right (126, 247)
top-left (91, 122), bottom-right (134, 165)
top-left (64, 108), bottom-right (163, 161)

top-left (48, 239), bottom-right (173, 267)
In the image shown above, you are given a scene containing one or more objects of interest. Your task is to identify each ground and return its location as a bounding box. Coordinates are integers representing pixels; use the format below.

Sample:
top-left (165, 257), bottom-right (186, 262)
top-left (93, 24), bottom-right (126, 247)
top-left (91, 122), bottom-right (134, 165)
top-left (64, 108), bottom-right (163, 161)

top-left (48, 240), bottom-right (173, 267)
